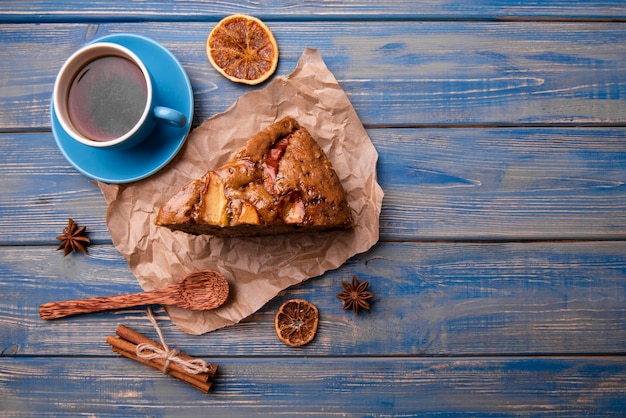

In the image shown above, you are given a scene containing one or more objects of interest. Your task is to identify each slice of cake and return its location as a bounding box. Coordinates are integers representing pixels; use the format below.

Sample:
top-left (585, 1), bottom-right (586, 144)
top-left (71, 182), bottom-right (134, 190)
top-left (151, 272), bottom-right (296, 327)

top-left (155, 117), bottom-right (353, 237)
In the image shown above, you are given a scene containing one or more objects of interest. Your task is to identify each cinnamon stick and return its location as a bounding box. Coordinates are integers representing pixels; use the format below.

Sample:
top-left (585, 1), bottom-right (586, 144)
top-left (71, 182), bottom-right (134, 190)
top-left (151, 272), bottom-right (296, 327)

top-left (110, 345), bottom-right (212, 393)
top-left (105, 335), bottom-right (212, 385)
top-left (115, 324), bottom-right (218, 378)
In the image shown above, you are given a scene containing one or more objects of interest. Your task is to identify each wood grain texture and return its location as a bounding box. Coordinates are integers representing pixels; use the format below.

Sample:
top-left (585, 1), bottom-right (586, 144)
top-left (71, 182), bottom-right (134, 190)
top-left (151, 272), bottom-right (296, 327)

top-left (377, 127), bottom-right (626, 240)
top-left (2, 242), bottom-right (625, 357)
top-left (1, 22), bottom-right (625, 129)
top-left (2, 357), bottom-right (625, 416)
top-left (2, 1), bottom-right (625, 414)
top-left (1, 0), bottom-right (625, 21)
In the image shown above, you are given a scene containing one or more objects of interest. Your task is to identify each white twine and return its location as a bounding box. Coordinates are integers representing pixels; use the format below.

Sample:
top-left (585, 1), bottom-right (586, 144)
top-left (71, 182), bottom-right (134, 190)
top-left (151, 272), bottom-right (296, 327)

top-left (135, 307), bottom-right (211, 375)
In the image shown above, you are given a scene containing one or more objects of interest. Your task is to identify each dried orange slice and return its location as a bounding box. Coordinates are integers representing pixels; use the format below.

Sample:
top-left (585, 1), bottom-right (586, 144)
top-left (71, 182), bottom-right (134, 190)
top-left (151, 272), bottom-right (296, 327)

top-left (274, 299), bottom-right (319, 347)
top-left (206, 14), bottom-right (279, 85)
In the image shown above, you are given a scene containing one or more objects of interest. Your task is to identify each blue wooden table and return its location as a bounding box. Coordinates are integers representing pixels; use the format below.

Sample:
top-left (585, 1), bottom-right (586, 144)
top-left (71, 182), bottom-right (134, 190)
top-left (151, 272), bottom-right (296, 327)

top-left (2, 1), bottom-right (626, 415)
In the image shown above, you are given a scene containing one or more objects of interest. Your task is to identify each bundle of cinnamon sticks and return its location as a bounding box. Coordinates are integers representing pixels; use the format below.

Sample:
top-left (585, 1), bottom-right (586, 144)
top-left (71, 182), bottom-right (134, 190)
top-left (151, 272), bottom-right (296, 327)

top-left (106, 324), bottom-right (218, 393)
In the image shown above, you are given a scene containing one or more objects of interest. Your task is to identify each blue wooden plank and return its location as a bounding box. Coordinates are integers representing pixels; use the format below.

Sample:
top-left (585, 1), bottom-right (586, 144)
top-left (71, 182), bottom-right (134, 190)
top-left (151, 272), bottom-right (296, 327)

top-left (2, 357), bottom-right (626, 416)
top-left (2, 128), bottom-right (625, 244)
top-left (1, 0), bottom-right (625, 22)
top-left (2, 242), bottom-right (625, 356)
top-left (377, 127), bottom-right (626, 240)
top-left (1, 22), bottom-right (625, 129)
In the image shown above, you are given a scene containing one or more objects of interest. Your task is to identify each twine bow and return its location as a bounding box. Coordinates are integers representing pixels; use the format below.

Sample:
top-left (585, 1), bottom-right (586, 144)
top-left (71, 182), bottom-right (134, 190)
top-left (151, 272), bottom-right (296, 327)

top-left (136, 307), bottom-right (212, 375)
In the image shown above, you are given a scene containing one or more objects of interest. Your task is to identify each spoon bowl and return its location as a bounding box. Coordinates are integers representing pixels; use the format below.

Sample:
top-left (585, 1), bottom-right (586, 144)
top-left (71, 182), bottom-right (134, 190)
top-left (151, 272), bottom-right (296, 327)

top-left (39, 270), bottom-right (229, 320)
top-left (174, 270), bottom-right (230, 310)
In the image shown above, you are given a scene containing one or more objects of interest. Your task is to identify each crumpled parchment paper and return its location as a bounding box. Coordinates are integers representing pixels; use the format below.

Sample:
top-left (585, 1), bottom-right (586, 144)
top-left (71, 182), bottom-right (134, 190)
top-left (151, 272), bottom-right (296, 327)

top-left (98, 48), bottom-right (384, 334)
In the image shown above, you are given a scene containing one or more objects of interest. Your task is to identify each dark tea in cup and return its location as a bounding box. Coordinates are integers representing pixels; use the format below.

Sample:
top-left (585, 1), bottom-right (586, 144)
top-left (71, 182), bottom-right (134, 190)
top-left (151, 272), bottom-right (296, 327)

top-left (67, 56), bottom-right (148, 142)
top-left (53, 42), bottom-right (187, 150)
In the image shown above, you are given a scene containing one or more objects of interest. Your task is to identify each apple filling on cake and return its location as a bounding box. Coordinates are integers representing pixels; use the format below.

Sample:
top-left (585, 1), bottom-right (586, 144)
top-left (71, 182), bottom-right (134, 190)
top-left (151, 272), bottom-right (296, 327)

top-left (155, 117), bottom-right (353, 237)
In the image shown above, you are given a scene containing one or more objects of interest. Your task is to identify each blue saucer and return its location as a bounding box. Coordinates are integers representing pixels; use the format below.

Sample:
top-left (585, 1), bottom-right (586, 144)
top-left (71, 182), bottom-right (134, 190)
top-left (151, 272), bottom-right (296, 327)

top-left (52, 34), bottom-right (194, 183)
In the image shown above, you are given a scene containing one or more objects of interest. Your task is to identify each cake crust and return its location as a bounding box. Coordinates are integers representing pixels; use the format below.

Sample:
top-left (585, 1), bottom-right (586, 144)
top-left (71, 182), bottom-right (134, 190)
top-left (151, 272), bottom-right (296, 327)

top-left (155, 117), bottom-right (353, 237)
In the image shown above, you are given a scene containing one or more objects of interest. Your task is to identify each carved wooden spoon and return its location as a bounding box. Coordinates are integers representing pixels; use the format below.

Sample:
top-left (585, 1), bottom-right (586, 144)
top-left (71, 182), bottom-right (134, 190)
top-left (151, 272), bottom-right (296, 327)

top-left (39, 270), bottom-right (229, 320)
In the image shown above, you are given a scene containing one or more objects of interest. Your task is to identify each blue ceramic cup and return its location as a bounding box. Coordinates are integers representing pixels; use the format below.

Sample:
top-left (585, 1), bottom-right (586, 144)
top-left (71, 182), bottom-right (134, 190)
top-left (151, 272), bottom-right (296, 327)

top-left (53, 42), bottom-right (187, 150)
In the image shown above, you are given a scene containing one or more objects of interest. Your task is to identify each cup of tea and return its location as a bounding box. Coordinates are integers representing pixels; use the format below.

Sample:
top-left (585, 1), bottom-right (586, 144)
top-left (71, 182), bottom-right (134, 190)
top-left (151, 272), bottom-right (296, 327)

top-left (53, 42), bottom-right (187, 150)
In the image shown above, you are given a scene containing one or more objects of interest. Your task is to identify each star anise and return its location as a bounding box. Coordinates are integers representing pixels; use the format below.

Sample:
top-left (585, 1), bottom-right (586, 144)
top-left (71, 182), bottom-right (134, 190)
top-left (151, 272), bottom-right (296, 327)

top-left (337, 275), bottom-right (373, 315)
top-left (56, 218), bottom-right (90, 256)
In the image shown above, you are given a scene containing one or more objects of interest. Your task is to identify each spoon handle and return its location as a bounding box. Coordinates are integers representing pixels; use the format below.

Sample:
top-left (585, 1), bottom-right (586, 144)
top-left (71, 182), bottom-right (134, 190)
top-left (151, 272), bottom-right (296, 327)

top-left (39, 286), bottom-right (179, 320)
